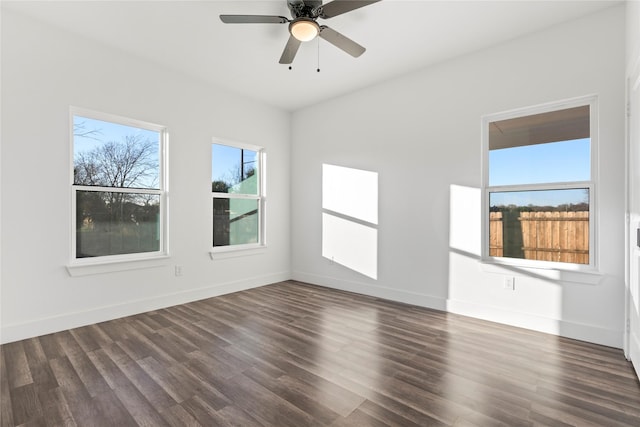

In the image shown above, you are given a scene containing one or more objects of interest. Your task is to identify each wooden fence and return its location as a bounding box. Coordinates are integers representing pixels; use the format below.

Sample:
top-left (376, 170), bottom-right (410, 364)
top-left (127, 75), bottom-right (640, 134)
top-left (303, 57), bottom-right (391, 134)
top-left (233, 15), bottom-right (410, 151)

top-left (490, 211), bottom-right (589, 264)
top-left (489, 212), bottom-right (504, 257)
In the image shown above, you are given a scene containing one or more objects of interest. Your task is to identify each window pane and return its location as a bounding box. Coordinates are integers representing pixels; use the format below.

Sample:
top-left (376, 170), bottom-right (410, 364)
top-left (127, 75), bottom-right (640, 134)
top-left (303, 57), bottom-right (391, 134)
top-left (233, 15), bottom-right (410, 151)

top-left (489, 138), bottom-right (590, 186)
top-left (76, 190), bottom-right (160, 258)
top-left (73, 115), bottom-right (160, 189)
top-left (213, 198), bottom-right (259, 247)
top-left (212, 144), bottom-right (258, 195)
top-left (489, 189), bottom-right (589, 264)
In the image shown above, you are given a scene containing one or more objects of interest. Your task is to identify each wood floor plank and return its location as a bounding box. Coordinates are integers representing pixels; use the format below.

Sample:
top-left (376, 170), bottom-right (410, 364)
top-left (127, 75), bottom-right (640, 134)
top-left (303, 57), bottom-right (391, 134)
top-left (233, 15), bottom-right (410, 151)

top-left (179, 395), bottom-right (227, 427)
top-left (2, 341), bottom-right (33, 389)
top-left (212, 405), bottom-right (264, 427)
top-left (0, 347), bottom-right (15, 427)
top-left (206, 371), bottom-right (324, 427)
top-left (112, 382), bottom-right (171, 427)
top-left (2, 280), bottom-right (639, 426)
top-left (37, 387), bottom-right (76, 427)
top-left (22, 338), bottom-right (58, 391)
top-left (7, 383), bottom-right (42, 426)
top-left (48, 356), bottom-right (97, 426)
top-left (242, 366), bottom-right (341, 425)
top-left (159, 404), bottom-right (202, 427)
top-left (355, 399), bottom-right (435, 427)
top-left (66, 351), bottom-right (111, 398)
top-left (86, 389), bottom-right (139, 426)
top-left (100, 344), bottom-right (177, 412)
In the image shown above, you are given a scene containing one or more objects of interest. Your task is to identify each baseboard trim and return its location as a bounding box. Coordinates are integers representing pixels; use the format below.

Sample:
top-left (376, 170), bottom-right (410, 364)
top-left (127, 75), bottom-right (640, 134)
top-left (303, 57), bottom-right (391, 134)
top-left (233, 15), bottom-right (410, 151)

top-left (0, 271), bottom-right (290, 344)
top-left (292, 271), bottom-right (447, 311)
top-left (292, 271), bottom-right (623, 349)
top-left (630, 329), bottom-right (640, 379)
top-left (445, 299), bottom-right (622, 348)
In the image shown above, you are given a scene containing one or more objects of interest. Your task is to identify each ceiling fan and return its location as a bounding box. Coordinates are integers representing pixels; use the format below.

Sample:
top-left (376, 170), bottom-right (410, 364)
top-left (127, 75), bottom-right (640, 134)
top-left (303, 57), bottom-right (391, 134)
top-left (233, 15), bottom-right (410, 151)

top-left (220, 0), bottom-right (380, 64)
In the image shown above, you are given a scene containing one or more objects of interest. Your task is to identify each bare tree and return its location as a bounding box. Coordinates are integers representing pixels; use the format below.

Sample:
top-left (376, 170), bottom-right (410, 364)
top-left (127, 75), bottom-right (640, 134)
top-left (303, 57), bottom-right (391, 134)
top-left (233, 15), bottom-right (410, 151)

top-left (73, 121), bottom-right (102, 140)
top-left (74, 135), bottom-right (158, 188)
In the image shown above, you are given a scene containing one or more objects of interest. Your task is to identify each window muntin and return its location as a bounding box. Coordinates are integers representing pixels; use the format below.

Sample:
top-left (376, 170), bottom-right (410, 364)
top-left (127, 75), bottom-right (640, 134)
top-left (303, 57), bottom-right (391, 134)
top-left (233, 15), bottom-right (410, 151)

top-left (483, 98), bottom-right (595, 268)
top-left (211, 142), bottom-right (263, 250)
top-left (71, 109), bottom-right (167, 261)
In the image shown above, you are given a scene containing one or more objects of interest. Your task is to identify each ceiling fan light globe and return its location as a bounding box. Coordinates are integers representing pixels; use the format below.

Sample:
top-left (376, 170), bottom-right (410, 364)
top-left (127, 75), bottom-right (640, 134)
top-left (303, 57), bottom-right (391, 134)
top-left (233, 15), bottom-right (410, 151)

top-left (290, 19), bottom-right (319, 42)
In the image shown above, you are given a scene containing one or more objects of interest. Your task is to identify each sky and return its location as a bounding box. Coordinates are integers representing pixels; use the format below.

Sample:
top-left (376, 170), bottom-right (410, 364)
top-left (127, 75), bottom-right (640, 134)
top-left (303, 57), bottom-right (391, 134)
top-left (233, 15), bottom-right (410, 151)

top-left (73, 115), bottom-right (159, 156)
top-left (211, 143), bottom-right (258, 188)
top-left (489, 138), bottom-right (590, 207)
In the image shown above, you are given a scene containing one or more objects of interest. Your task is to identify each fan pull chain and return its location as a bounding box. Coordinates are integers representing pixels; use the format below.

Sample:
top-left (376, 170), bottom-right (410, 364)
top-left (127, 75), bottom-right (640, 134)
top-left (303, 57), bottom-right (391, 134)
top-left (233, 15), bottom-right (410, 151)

top-left (317, 37), bottom-right (321, 72)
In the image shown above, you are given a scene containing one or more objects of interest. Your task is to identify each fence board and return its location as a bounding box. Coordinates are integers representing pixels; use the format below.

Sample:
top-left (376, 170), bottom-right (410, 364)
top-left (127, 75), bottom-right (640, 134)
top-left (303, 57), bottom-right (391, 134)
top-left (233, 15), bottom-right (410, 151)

top-left (519, 211), bottom-right (589, 264)
top-left (489, 212), bottom-right (503, 257)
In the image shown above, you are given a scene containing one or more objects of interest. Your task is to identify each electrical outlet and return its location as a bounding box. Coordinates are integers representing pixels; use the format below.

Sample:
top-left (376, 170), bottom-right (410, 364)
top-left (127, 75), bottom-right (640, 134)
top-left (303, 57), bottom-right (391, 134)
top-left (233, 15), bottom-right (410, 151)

top-left (174, 265), bottom-right (183, 277)
top-left (503, 276), bottom-right (515, 290)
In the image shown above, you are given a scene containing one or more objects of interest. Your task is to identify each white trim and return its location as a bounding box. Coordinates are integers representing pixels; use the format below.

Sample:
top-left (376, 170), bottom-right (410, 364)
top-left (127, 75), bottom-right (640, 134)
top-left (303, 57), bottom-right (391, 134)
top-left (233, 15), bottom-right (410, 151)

top-left (73, 185), bottom-right (162, 195)
top-left (481, 95), bottom-right (598, 273)
top-left (69, 107), bottom-right (169, 266)
top-left (630, 324), bottom-right (640, 379)
top-left (211, 139), bottom-right (265, 252)
top-left (211, 193), bottom-right (260, 200)
top-left (66, 255), bottom-right (170, 277)
top-left (0, 271), bottom-right (290, 345)
top-left (211, 137), bottom-right (263, 153)
top-left (445, 299), bottom-right (623, 349)
top-left (291, 271), bottom-right (447, 311)
top-left (70, 106), bottom-right (166, 133)
top-left (481, 94), bottom-right (598, 125)
top-left (209, 245), bottom-right (267, 260)
top-left (479, 261), bottom-right (602, 284)
top-left (291, 270), bottom-right (619, 348)
top-left (487, 181), bottom-right (592, 193)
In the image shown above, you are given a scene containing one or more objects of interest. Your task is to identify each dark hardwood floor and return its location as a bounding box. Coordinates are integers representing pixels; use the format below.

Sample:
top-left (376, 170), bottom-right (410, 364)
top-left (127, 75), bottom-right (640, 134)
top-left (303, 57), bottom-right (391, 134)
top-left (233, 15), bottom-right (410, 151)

top-left (1, 280), bottom-right (639, 426)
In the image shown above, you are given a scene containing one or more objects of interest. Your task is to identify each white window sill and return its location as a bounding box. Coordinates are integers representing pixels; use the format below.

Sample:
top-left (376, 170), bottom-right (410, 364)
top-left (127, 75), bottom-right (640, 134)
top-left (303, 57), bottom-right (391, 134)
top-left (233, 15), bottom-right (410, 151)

top-left (66, 255), bottom-right (170, 277)
top-left (480, 259), bottom-right (602, 285)
top-left (209, 245), bottom-right (266, 260)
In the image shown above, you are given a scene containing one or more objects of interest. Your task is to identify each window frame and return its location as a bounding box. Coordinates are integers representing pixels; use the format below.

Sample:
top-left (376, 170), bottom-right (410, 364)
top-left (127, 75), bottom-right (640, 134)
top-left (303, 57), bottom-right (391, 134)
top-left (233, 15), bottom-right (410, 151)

top-left (210, 138), bottom-right (266, 255)
top-left (69, 107), bottom-right (169, 266)
top-left (481, 95), bottom-right (598, 271)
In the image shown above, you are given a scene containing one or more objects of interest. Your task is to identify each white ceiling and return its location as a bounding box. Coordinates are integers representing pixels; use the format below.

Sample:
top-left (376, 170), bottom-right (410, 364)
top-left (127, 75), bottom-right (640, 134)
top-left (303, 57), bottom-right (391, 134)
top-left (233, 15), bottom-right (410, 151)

top-left (3, 0), bottom-right (622, 111)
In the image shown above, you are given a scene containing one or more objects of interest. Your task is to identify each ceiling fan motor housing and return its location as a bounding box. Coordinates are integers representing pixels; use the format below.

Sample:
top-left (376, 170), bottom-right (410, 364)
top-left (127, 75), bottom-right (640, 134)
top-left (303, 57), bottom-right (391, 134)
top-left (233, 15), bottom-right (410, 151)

top-left (287, 0), bottom-right (323, 19)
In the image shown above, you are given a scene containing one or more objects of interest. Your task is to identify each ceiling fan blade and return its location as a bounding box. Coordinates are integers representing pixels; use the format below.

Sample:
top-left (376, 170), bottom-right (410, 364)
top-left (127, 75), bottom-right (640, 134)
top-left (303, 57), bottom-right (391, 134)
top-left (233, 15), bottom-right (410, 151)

top-left (279, 35), bottom-right (302, 64)
top-left (319, 0), bottom-right (381, 19)
top-left (319, 26), bottom-right (365, 57)
top-left (220, 15), bottom-right (289, 24)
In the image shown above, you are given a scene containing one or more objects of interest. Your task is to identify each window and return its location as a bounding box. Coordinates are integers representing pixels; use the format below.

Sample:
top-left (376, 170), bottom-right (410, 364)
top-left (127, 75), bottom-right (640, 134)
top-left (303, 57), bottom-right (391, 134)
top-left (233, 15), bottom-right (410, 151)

top-left (482, 96), bottom-right (596, 268)
top-left (71, 108), bottom-right (167, 262)
top-left (211, 141), bottom-right (264, 250)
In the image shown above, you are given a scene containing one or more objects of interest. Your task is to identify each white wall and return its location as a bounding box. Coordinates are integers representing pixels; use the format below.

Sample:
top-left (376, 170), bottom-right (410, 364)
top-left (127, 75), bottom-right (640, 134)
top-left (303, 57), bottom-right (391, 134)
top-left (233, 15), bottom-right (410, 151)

top-left (629, 1), bottom-right (640, 68)
top-left (291, 5), bottom-right (626, 347)
top-left (0, 9), bottom-right (291, 343)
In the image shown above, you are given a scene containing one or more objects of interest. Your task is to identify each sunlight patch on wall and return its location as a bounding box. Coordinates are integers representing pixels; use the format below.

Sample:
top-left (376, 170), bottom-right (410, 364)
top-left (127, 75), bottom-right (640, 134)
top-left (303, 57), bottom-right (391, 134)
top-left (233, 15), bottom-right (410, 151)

top-left (322, 213), bottom-right (378, 279)
top-left (323, 164), bottom-right (378, 224)
top-left (449, 184), bottom-right (481, 256)
top-left (322, 164), bottom-right (378, 279)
